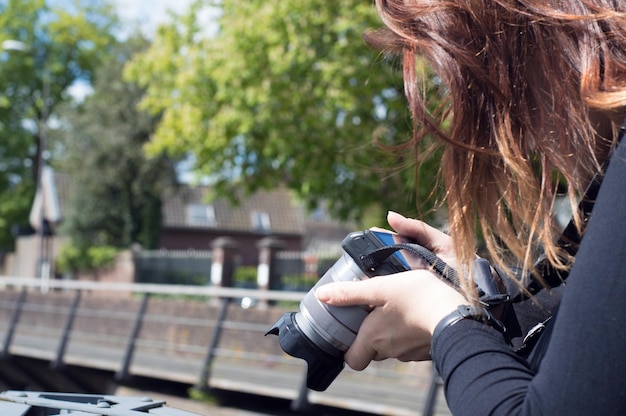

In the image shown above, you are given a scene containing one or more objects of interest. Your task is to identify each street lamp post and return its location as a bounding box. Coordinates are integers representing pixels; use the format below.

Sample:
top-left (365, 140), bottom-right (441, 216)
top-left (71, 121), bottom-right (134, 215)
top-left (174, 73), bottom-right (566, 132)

top-left (2, 39), bottom-right (51, 291)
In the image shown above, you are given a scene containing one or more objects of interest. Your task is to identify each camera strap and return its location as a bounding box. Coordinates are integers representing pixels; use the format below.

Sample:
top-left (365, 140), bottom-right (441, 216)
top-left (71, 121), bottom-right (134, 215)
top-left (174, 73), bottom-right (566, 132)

top-left (511, 169), bottom-right (603, 302)
top-left (513, 119), bottom-right (626, 302)
top-left (364, 120), bottom-right (625, 307)
top-left (360, 243), bottom-right (509, 307)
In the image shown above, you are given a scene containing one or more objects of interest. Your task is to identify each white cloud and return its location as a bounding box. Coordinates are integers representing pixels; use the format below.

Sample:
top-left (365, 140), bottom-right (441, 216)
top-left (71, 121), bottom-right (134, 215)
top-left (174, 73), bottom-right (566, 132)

top-left (111, 0), bottom-right (196, 37)
top-left (67, 79), bottom-right (93, 103)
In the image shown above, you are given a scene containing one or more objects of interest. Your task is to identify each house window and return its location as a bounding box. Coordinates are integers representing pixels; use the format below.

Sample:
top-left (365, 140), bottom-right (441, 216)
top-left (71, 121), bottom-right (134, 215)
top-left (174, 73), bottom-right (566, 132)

top-left (310, 205), bottom-right (328, 222)
top-left (187, 204), bottom-right (216, 226)
top-left (251, 211), bottom-right (271, 232)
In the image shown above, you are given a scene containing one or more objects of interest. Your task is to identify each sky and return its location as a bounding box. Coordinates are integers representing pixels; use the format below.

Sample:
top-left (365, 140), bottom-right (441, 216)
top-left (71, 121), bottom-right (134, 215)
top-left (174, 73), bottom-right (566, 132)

top-left (111, 0), bottom-right (196, 36)
top-left (107, 0), bottom-right (216, 183)
top-left (68, 0), bottom-right (202, 101)
top-left (46, 0), bottom-right (197, 37)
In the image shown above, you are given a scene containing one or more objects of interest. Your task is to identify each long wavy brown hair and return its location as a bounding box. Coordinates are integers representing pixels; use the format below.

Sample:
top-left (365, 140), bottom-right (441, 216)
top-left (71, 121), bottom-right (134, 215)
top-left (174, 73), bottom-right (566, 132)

top-left (365, 0), bottom-right (626, 296)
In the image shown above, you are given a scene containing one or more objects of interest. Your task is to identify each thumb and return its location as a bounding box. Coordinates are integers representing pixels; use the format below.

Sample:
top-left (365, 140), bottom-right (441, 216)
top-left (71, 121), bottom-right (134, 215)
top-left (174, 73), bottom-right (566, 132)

top-left (315, 279), bottom-right (387, 307)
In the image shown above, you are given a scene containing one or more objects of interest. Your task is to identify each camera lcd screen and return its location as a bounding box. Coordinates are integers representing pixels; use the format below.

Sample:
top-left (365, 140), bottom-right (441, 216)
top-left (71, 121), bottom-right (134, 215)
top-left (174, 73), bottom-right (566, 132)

top-left (370, 228), bottom-right (432, 271)
top-left (370, 229), bottom-right (412, 269)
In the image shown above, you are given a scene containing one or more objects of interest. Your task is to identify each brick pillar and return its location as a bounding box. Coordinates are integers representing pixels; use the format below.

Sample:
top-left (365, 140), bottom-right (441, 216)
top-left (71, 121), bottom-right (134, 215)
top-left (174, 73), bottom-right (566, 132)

top-left (256, 237), bottom-right (284, 308)
top-left (210, 237), bottom-right (238, 288)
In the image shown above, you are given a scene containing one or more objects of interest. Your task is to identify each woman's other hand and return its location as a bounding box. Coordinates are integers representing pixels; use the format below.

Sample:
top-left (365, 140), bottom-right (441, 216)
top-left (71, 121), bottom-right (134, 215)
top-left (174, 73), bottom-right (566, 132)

top-left (315, 270), bottom-right (466, 369)
top-left (387, 211), bottom-right (458, 268)
top-left (315, 212), bottom-right (466, 370)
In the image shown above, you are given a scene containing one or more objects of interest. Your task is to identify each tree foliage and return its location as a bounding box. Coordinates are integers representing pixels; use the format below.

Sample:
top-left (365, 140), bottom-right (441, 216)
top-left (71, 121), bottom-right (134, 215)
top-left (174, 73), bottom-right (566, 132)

top-left (0, 0), bottom-right (118, 250)
top-left (55, 243), bottom-right (118, 274)
top-left (125, 0), bottom-right (443, 224)
top-left (53, 35), bottom-right (178, 250)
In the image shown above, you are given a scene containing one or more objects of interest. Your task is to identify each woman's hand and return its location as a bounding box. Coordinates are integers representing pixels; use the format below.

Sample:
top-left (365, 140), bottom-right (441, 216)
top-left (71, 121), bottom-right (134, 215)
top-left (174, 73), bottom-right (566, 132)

top-left (387, 210), bottom-right (458, 268)
top-left (315, 269), bottom-right (466, 369)
top-left (315, 212), bottom-right (467, 370)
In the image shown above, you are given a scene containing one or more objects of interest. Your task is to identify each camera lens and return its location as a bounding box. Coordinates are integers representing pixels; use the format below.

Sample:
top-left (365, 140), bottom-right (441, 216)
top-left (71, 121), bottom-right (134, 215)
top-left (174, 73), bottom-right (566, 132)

top-left (266, 230), bottom-right (413, 391)
top-left (296, 253), bottom-right (371, 355)
top-left (266, 253), bottom-right (370, 391)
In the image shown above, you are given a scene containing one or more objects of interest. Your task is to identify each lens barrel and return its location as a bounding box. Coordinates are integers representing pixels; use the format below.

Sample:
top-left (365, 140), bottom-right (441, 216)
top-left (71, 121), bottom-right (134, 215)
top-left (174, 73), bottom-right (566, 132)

top-left (266, 230), bottom-right (411, 391)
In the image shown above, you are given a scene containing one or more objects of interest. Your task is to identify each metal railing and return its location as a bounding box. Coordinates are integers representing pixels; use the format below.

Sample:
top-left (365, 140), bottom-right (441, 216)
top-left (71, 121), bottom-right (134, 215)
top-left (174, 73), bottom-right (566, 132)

top-left (0, 276), bottom-right (448, 416)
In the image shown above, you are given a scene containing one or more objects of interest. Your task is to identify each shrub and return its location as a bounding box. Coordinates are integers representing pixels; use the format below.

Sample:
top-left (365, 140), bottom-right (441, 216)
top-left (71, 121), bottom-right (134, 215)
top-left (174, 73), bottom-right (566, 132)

top-left (233, 266), bottom-right (257, 288)
top-left (56, 244), bottom-right (119, 274)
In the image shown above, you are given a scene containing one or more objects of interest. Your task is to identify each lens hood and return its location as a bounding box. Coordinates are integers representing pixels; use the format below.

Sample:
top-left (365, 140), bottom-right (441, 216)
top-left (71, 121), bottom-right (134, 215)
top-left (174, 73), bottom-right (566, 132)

top-left (266, 312), bottom-right (344, 391)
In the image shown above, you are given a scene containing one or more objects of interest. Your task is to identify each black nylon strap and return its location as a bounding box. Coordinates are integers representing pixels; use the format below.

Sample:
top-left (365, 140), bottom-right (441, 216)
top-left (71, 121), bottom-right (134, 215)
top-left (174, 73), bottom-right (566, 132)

top-left (360, 243), bottom-right (485, 298)
top-left (514, 119), bottom-right (626, 301)
top-left (517, 169), bottom-right (604, 300)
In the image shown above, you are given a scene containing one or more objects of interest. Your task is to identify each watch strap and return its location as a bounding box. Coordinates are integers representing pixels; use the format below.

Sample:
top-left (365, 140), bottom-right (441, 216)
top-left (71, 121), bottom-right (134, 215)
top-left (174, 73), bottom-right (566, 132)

top-left (432, 304), bottom-right (506, 343)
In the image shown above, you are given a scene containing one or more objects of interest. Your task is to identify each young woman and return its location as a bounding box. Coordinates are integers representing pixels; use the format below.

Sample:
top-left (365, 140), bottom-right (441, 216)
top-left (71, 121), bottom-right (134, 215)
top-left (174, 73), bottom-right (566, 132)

top-left (316, 1), bottom-right (626, 414)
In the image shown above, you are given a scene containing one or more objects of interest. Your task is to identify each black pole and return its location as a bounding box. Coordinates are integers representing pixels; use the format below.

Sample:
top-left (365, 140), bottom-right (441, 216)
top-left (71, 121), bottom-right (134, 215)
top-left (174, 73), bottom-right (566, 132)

top-left (116, 292), bottom-right (150, 382)
top-left (1, 288), bottom-right (27, 359)
top-left (51, 289), bottom-right (82, 369)
top-left (195, 297), bottom-right (230, 392)
top-left (290, 366), bottom-right (311, 412)
top-left (422, 364), bottom-right (442, 416)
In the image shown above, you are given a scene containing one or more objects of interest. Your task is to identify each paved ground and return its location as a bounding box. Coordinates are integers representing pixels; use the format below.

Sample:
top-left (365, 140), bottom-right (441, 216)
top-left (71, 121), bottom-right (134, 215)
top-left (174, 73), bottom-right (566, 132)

top-left (0, 289), bottom-right (452, 416)
top-left (115, 386), bottom-right (384, 416)
top-left (8, 333), bottom-right (452, 416)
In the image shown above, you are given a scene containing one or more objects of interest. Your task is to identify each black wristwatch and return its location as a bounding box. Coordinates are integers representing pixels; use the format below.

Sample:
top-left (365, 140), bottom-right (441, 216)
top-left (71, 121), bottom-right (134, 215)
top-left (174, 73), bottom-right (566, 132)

top-left (432, 304), bottom-right (506, 342)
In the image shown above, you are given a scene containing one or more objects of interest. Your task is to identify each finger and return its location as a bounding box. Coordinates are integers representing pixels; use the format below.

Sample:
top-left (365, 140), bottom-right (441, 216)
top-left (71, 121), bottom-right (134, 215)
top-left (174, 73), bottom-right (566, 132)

top-left (387, 211), bottom-right (443, 242)
top-left (387, 211), bottom-right (451, 251)
top-left (343, 315), bottom-right (381, 370)
top-left (344, 309), bottom-right (407, 368)
top-left (344, 331), bottom-right (377, 371)
top-left (314, 279), bottom-right (388, 307)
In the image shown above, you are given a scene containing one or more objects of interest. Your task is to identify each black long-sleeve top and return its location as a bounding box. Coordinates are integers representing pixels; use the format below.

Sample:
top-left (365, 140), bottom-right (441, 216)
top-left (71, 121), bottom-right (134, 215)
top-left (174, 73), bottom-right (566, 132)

top-left (431, 136), bottom-right (626, 415)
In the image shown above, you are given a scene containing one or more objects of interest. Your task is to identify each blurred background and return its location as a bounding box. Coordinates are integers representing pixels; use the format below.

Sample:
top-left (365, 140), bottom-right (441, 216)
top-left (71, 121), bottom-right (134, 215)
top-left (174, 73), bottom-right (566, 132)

top-left (0, 1), bottom-right (448, 415)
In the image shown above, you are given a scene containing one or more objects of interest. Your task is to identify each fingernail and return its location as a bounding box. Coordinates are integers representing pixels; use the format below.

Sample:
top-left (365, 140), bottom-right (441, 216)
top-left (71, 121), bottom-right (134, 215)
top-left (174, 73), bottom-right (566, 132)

top-left (315, 286), bottom-right (331, 302)
top-left (387, 211), bottom-right (404, 220)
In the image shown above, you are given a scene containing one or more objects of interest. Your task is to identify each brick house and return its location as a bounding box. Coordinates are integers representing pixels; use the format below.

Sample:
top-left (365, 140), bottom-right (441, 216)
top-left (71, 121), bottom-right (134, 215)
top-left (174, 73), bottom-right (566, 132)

top-left (2, 169), bottom-right (353, 279)
top-left (160, 184), bottom-right (307, 266)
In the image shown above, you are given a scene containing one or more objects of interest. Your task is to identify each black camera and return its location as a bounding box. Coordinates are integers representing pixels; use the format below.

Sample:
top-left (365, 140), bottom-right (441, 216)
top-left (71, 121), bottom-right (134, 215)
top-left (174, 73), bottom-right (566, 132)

top-left (266, 228), bottom-right (425, 391)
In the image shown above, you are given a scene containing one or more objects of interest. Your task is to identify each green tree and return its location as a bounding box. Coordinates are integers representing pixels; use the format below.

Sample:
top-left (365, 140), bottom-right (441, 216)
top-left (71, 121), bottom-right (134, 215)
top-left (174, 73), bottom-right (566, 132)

top-left (125, 0), bottom-right (443, 225)
top-left (54, 35), bottom-right (177, 250)
top-left (0, 0), bottom-right (118, 251)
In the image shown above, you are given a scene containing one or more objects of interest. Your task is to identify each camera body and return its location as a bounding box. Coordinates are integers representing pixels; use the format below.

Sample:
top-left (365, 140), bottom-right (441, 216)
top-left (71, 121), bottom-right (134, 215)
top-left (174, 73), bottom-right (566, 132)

top-left (266, 229), bottom-right (416, 391)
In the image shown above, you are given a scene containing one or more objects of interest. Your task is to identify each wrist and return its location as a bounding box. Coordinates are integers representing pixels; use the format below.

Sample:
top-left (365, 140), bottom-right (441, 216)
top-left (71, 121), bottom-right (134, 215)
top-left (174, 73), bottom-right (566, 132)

top-left (425, 287), bottom-right (467, 337)
top-left (432, 304), bottom-right (506, 342)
